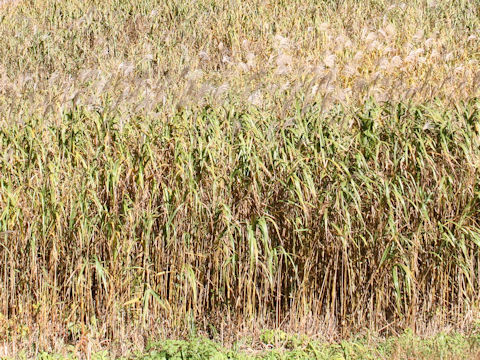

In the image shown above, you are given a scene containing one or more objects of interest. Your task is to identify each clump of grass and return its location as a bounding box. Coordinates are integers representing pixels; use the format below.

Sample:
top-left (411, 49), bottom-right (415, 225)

top-left (1, 99), bottom-right (480, 356)
top-left (0, 0), bottom-right (480, 357)
top-left (0, 0), bottom-right (478, 124)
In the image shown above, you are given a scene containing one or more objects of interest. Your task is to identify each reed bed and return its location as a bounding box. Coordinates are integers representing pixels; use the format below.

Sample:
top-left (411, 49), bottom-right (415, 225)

top-left (0, 0), bottom-right (479, 356)
top-left (1, 100), bottom-right (480, 351)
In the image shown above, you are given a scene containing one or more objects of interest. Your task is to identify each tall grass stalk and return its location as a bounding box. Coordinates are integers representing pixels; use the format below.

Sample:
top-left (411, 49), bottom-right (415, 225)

top-left (1, 100), bottom-right (480, 349)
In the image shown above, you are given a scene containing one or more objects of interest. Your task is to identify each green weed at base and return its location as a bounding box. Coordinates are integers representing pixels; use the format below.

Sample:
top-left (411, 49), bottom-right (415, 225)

top-left (136, 331), bottom-right (480, 360)
top-left (9, 330), bottom-right (480, 359)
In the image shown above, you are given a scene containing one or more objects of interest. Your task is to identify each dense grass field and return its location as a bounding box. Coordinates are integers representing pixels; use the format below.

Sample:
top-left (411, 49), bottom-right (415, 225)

top-left (0, 0), bottom-right (479, 358)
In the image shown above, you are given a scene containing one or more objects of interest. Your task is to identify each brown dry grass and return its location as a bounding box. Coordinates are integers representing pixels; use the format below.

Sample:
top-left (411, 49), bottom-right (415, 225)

top-left (0, 0), bottom-right (479, 357)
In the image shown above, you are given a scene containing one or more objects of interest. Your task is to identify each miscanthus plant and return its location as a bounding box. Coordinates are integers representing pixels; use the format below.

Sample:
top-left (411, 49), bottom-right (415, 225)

top-left (1, 99), bottom-right (480, 352)
top-left (0, 0), bottom-right (479, 356)
top-left (0, 0), bottom-right (478, 123)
